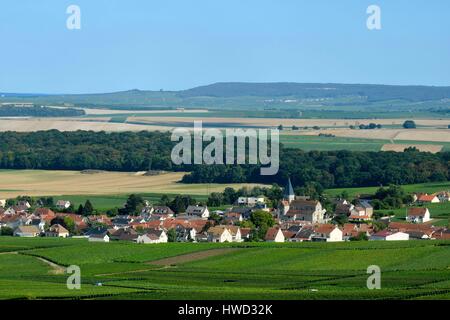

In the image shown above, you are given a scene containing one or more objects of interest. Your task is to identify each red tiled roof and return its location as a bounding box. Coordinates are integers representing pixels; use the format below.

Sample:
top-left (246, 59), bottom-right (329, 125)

top-left (407, 207), bottom-right (428, 217)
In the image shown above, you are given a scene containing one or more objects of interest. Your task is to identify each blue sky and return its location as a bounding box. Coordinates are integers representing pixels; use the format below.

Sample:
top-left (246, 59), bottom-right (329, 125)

top-left (1, 0), bottom-right (449, 93)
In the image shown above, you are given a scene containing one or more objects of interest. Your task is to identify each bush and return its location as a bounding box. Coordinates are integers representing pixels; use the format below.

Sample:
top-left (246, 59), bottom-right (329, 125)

top-left (403, 120), bottom-right (416, 129)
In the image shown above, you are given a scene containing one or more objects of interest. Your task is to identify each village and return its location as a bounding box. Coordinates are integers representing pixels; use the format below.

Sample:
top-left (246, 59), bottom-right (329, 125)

top-left (0, 179), bottom-right (449, 244)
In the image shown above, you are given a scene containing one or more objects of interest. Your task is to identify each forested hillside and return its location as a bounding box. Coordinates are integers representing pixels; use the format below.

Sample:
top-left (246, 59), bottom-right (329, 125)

top-left (0, 131), bottom-right (448, 190)
top-left (0, 106), bottom-right (85, 117)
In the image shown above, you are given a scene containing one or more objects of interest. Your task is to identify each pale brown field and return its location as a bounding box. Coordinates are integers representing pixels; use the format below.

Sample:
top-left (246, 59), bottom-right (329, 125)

top-left (297, 128), bottom-right (450, 142)
top-left (381, 144), bottom-right (443, 153)
top-left (127, 116), bottom-right (450, 128)
top-left (0, 170), bottom-right (266, 198)
top-left (1, 117), bottom-right (449, 144)
top-left (82, 108), bottom-right (209, 115)
top-left (0, 119), bottom-right (169, 132)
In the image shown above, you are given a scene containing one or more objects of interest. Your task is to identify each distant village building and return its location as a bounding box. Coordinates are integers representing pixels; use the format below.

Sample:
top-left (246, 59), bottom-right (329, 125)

top-left (417, 194), bottom-right (439, 204)
top-left (312, 224), bottom-right (343, 242)
top-left (137, 229), bottom-right (168, 244)
top-left (207, 226), bottom-right (233, 243)
top-left (14, 225), bottom-right (41, 237)
top-left (436, 191), bottom-right (450, 203)
top-left (406, 207), bottom-right (431, 223)
top-left (284, 178), bottom-right (295, 203)
top-left (185, 205), bottom-right (210, 219)
top-left (370, 230), bottom-right (409, 241)
top-left (237, 196), bottom-right (265, 207)
top-left (265, 228), bottom-right (285, 242)
top-left (88, 232), bottom-right (110, 242)
top-left (349, 200), bottom-right (373, 221)
top-left (56, 200), bottom-right (71, 210)
top-left (45, 224), bottom-right (69, 238)
top-left (284, 199), bottom-right (326, 224)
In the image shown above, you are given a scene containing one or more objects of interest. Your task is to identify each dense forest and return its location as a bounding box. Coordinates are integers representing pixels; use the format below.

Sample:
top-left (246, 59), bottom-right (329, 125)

top-left (0, 131), bottom-right (448, 190)
top-left (0, 106), bottom-right (85, 117)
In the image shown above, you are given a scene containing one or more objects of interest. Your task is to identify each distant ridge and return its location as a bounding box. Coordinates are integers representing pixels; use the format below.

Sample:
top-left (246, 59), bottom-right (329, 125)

top-left (2, 82), bottom-right (450, 105)
top-left (178, 82), bottom-right (450, 101)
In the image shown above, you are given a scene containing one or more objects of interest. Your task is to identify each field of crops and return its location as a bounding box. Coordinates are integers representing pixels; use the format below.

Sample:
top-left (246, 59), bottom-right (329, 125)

top-left (325, 181), bottom-right (450, 198)
top-left (0, 237), bottom-right (449, 300)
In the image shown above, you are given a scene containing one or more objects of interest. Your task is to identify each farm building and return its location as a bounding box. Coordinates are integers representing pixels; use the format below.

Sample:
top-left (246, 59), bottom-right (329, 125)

top-left (370, 230), bottom-right (409, 241)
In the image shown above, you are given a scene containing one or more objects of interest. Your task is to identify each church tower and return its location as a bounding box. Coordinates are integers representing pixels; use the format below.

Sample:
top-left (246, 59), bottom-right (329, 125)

top-left (284, 178), bottom-right (295, 203)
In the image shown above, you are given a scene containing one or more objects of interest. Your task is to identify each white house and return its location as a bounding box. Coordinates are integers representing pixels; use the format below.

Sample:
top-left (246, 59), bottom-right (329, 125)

top-left (370, 231), bottom-right (410, 241)
top-left (88, 233), bottom-right (110, 242)
top-left (436, 191), bottom-right (450, 203)
top-left (207, 226), bottom-right (233, 243)
top-left (0, 199), bottom-right (6, 208)
top-left (56, 200), bottom-right (71, 210)
top-left (406, 207), bottom-right (431, 223)
top-left (265, 228), bottom-right (285, 243)
top-left (185, 205), bottom-right (210, 219)
top-left (226, 226), bottom-right (243, 242)
top-left (417, 194), bottom-right (440, 204)
top-left (137, 230), bottom-right (168, 244)
top-left (313, 224), bottom-right (343, 242)
top-left (237, 196), bottom-right (265, 207)
top-left (45, 224), bottom-right (69, 238)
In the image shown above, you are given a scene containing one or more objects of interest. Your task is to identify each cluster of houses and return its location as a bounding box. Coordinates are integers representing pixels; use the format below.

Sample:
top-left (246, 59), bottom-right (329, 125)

top-left (1, 182), bottom-right (449, 244)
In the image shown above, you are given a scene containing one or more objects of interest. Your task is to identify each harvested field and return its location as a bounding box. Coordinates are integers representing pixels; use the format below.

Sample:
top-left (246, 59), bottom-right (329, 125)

top-left (381, 144), bottom-right (443, 153)
top-left (83, 108), bottom-right (209, 115)
top-left (300, 128), bottom-right (450, 143)
top-left (0, 119), bottom-right (166, 132)
top-left (0, 170), bottom-right (265, 198)
top-left (127, 116), bottom-right (450, 128)
top-left (148, 248), bottom-right (241, 266)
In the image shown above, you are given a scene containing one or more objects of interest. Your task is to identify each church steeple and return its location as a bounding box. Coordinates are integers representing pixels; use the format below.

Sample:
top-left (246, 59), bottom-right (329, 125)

top-left (284, 178), bottom-right (295, 202)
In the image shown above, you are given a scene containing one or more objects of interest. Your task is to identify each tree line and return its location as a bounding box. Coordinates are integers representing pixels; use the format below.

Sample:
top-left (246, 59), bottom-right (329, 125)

top-left (0, 105), bottom-right (85, 117)
top-left (0, 130), bottom-right (449, 191)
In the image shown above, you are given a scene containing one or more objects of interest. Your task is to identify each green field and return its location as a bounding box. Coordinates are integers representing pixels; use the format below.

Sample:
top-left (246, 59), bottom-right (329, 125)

top-left (325, 181), bottom-right (450, 198)
top-left (0, 237), bottom-right (449, 300)
top-left (280, 135), bottom-right (450, 152)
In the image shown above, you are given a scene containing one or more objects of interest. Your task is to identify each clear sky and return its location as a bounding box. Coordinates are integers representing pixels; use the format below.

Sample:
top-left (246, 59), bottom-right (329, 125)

top-left (1, 0), bottom-right (449, 93)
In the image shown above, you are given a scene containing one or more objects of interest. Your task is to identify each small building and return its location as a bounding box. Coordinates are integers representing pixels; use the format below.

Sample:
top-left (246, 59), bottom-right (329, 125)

top-left (14, 225), bottom-right (41, 237)
top-left (0, 199), bottom-right (6, 208)
top-left (88, 232), bottom-right (110, 242)
top-left (265, 228), bottom-right (285, 243)
top-left (207, 226), bottom-right (233, 243)
top-left (237, 196), bottom-right (265, 207)
top-left (406, 207), bottom-right (431, 223)
top-left (436, 191), bottom-right (450, 203)
top-left (312, 224), bottom-right (343, 242)
top-left (185, 205), bottom-right (210, 219)
top-left (45, 224), bottom-right (69, 238)
top-left (56, 200), bottom-right (71, 210)
top-left (137, 229), bottom-right (168, 244)
top-left (152, 206), bottom-right (175, 216)
top-left (369, 230), bottom-right (409, 241)
top-left (417, 194), bottom-right (440, 204)
top-left (226, 226), bottom-right (242, 242)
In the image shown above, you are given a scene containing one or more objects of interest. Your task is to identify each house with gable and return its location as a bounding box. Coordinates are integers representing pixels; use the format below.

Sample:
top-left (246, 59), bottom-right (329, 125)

top-left (407, 207), bottom-right (431, 223)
